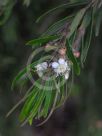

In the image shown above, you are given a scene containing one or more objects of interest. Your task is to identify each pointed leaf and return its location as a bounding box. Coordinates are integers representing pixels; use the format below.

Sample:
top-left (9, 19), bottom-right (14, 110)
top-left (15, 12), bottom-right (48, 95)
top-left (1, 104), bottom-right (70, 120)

top-left (36, 1), bottom-right (89, 23)
top-left (43, 15), bottom-right (74, 36)
top-left (11, 61), bottom-right (38, 90)
top-left (67, 8), bottom-right (86, 39)
top-left (82, 9), bottom-right (94, 63)
top-left (66, 39), bottom-right (80, 75)
top-left (81, 11), bottom-right (91, 28)
top-left (19, 89), bottom-right (38, 122)
top-left (95, 10), bottom-right (102, 36)
top-left (6, 85), bottom-right (35, 117)
top-left (26, 35), bottom-right (60, 46)
top-left (21, 90), bottom-right (45, 126)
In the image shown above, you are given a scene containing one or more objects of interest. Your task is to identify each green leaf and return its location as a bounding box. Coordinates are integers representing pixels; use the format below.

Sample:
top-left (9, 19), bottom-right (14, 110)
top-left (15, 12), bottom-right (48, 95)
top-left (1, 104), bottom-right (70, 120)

top-left (26, 35), bottom-right (60, 46)
top-left (40, 81), bottom-right (53, 118)
top-left (28, 90), bottom-right (45, 125)
top-left (19, 89), bottom-right (38, 122)
top-left (67, 8), bottom-right (86, 39)
top-left (36, 1), bottom-right (89, 23)
top-left (66, 39), bottom-right (80, 75)
top-left (11, 61), bottom-right (37, 90)
top-left (43, 15), bottom-right (74, 36)
top-left (81, 10), bottom-right (91, 29)
top-left (12, 54), bottom-right (52, 90)
top-left (95, 10), bottom-right (102, 36)
top-left (37, 82), bottom-right (59, 126)
top-left (11, 69), bottom-right (27, 90)
top-left (6, 85), bottom-right (35, 117)
top-left (21, 90), bottom-right (45, 126)
top-left (81, 9), bottom-right (94, 63)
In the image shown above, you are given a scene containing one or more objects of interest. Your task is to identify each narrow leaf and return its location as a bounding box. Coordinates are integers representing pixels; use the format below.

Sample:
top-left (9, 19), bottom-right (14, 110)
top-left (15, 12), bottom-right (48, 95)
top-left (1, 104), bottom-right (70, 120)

top-left (41, 81), bottom-right (53, 118)
top-left (82, 9), bottom-right (94, 63)
top-left (66, 39), bottom-right (80, 75)
top-left (67, 8), bottom-right (86, 39)
top-left (11, 61), bottom-right (38, 90)
top-left (21, 90), bottom-right (45, 126)
top-left (81, 11), bottom-right (91, 29)
top-left (6, 85), bottom-right (34, 117)
top-left (26, 35), bottom-right (60, 46)
top-left (36, 1), bottom-right (89, 23)
top-left (43, 15), bottom-right (74, 36)
top-left (19, 89), bottom-right (38, 122)
top-left (95, 10), bottom-right (102, 36)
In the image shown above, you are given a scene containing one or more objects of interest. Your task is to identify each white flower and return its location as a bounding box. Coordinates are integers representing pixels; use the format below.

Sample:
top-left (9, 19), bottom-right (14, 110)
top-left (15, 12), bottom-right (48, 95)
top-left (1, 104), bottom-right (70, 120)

top-left (35, 62), bottom-right (48, 77)
top-left (51, 58), bottom-right (71, 79)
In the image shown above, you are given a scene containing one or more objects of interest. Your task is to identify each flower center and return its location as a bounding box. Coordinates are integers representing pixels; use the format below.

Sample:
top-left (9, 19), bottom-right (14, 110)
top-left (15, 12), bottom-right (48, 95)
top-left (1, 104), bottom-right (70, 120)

top-left (57, 64), bottom-right (67, 73)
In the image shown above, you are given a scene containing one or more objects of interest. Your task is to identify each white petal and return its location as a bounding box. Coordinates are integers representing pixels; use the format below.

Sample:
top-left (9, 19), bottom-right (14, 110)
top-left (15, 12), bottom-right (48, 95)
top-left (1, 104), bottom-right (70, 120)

top-left (65, 62), bottom-right (68, 66)
top-left (41, 62), bottom-right (48, 69)
top-left (65, 72), bottom-right (69, 80)
top-left (36, 64), bottom-right (43, 71)
top-left (52, 62), bottom-right (59, 69)
top-left (58, 58), bottom-right (65, 64)
top-left (38, 71), bottom-right (43, 77)
top-left (67, 67), bottom-right (71, 71)
top-left (54, 68), bottom-right (61, 74)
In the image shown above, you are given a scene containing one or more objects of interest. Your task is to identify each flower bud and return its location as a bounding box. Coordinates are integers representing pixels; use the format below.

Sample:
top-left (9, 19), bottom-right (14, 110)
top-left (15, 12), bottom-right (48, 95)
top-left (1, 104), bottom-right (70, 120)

top-left (73, 51), bottom-right (80, 58)
top-left (59, 48), bottom-right (66, 56)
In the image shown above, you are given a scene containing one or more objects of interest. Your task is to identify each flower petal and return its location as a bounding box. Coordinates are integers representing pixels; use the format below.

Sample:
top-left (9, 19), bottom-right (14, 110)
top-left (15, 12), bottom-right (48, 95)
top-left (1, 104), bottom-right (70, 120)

top-left (64, 72), bottom-right (69, 80)
top-left (52, 62), bottom-right (59, 69)
top-left (58, 58), bottom-right (65, 64)
top-left (36, 64), bottom-right (43, 71)
top-left (41, 62), bottom-right (48, 69)
top-left (38, 71), bottom-right (43, 77)
top-left (65, 62), bottom-right (68, 66)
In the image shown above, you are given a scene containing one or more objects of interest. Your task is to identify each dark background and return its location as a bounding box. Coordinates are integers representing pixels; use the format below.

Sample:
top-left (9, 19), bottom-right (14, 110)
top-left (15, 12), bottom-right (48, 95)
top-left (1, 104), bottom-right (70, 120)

top-left (0, 0), bottom-right (102, 136)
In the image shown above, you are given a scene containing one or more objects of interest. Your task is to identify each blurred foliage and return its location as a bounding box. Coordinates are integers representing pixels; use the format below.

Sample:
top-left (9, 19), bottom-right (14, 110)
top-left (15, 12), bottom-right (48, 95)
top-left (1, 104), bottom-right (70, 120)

top-left (0, 0), bottom-right (102, 136)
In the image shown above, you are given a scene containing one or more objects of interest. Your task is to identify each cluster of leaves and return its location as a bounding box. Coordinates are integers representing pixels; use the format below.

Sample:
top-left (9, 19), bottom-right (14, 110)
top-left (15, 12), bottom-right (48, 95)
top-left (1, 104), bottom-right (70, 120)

top-left (7, 0), bottom-right (102, 126)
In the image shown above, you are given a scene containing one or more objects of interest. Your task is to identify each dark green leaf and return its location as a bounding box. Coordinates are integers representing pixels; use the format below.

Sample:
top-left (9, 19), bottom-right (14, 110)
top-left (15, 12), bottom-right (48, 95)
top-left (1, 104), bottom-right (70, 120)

top-left (95, 10), bottom-right (102, 36)
top-left (43, 15), bottom-right (74, 36)
top-left (11, 61), bottom-right (37, 90)
top-left (67, 8), bottom-right (86, 39)
top-left (28, 90), bottom-right (45, 125)
top-left (19, 89), bottom-right (38, 122)
top-left (36, 1), bottom-right (89, 23)
top-left (21, 90), bottom-right (45, 126)
top-left (37, 83), bottom-right (59, 126)
top-left (81, 10), bottom-right (91, 29)
top-left (81, 9), bottom-right (94, 63)
top-left (26, 35), bottom-right (60, 46)
top-left (6, 85), bottom-right (35, 117)
top-left (66, 39), bottom-right (80, 75)
top-left (40, 81), bottom-right (53, 118)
